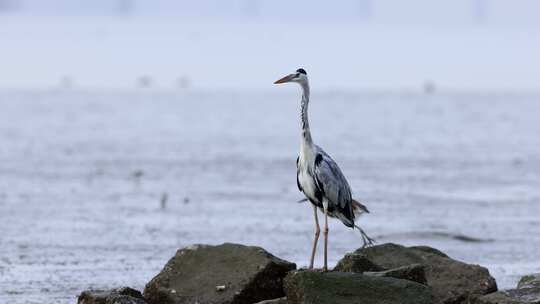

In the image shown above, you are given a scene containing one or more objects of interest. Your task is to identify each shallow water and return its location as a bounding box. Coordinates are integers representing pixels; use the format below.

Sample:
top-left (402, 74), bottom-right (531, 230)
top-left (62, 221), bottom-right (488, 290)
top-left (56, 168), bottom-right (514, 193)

top-left (0, 89), bottom-right (539, 303)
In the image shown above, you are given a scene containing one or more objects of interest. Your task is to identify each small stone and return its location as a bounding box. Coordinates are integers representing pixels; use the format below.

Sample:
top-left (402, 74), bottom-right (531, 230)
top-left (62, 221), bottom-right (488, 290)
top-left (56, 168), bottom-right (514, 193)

top-left (253, 297), bottom-right (287, 304)
top-left (216, 285), bottom-right (226, 292)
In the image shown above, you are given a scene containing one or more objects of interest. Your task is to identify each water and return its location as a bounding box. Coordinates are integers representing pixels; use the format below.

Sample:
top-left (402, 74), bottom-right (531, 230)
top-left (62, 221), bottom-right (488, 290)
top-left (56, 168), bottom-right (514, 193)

top-left (0, 89), bottom-right (539, 303)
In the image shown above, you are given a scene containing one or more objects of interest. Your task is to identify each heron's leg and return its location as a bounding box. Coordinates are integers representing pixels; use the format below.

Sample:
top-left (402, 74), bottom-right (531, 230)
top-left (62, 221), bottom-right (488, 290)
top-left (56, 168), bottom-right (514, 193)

top-left (323, 207), bottom-right (329, 272)
top-left (308, 204), bottom-right (320, 269)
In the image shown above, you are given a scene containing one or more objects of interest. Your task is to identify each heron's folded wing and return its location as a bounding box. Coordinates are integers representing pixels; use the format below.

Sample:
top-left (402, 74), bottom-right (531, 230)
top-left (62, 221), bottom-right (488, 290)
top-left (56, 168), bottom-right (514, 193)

top-left (313, 151), bottom-right (352, 210)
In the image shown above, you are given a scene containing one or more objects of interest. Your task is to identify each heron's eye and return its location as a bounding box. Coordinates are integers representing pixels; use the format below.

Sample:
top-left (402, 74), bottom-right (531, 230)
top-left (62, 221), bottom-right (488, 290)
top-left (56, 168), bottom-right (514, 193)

top-left (295, 73), bottom-right (300, 78)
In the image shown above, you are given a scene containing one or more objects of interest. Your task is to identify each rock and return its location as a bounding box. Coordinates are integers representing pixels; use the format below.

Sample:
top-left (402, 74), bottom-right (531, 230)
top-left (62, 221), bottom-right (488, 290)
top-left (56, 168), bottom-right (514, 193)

top-left (334, 252), bottom-right (426, 284)
top-left (215, 285), bottom-right (227, 292)
top-left (106, 295), bottom-right (147, 304)
top-left (518, 274), bottom-right (540, 290)
top-left (78, 287), bottom-right (146, 304)
top-left (336, 243), bottom-right (497, 304)
top-left (254, 297), bottom-right (287, 304)
top-left (475, 273), bottom-right (540, 304)
top-left (409, 245), bottom-right (450, 258)
top-left (284, 270), bottom-right (432, 304)
top-left (474, 291), bottom-right (520, 304)
top-left (333, 253), bottom-right (383, 273)
top-left (143, 243), bottom-right (296, 304)
top-left (363, 264), bottom-right (427, 285)
top-left (474, 289), bottom-right (540, 304)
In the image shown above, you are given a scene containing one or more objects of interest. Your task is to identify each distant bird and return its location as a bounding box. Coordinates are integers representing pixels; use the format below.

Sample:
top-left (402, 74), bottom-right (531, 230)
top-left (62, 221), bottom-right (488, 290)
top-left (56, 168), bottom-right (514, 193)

top-left (274, 68), bottom-right (374, 271)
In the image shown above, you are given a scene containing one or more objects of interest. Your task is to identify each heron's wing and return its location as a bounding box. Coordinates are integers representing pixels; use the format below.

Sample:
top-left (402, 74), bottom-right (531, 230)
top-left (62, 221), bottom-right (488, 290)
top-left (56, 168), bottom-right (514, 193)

top-left (313, 147), bottom-right (354, 225)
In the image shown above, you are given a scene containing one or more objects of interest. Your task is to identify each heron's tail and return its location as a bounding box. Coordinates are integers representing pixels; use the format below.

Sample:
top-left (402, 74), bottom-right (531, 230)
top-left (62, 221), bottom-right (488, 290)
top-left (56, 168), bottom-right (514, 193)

top-left (352, 199), bottom-right (369, 216)
top-left (351, 199), bottom-right (374, 247)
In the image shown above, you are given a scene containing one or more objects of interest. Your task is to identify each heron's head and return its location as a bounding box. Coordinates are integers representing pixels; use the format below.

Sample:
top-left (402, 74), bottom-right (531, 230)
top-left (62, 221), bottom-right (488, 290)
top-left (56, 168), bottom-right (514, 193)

top-left (274, 68), bottom-right (308, 85)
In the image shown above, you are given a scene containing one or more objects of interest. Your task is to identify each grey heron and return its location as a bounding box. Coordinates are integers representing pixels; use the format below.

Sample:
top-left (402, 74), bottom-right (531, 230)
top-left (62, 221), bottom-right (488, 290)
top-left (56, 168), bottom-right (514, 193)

top-left (274, 68), bottom-right (374, 271)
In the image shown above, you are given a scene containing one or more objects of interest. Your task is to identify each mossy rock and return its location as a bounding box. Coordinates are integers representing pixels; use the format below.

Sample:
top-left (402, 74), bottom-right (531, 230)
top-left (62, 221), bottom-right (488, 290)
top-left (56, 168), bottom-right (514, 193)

top-left (334, 253), bottom-right (383, 273)
top-left (78, 287), bottom-right (146, 304)
top-left (143, 243), bottom-right (296, 304)
top-left (337, 243), bottom-right (497, 304)
top-left (284, 270), bottom-right (433, 304)
top-left (474, 290), bottom-right (540, 304)
top-left (518, 274), bottom-right (540, 290)
top-left (363, 264), bottom-right (427, 285)
top-left (475, 273), bottom-right (540, 304)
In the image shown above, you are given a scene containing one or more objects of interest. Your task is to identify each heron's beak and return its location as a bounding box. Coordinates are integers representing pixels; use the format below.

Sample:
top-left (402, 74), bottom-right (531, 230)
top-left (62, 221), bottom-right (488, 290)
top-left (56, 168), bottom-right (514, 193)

top-left (274, 74), bottom-right (295, 84)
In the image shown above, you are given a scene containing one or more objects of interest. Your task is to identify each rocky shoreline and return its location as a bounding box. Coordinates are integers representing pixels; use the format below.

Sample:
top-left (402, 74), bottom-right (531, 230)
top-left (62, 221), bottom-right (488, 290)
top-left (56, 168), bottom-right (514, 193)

top-left (77, 243), bottom-right (540, 304)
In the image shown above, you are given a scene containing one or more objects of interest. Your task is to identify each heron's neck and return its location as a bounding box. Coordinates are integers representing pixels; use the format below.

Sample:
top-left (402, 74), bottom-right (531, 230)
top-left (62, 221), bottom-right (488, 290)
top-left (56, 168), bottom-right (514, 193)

top-left (300, 82), bottom-right (313, 150)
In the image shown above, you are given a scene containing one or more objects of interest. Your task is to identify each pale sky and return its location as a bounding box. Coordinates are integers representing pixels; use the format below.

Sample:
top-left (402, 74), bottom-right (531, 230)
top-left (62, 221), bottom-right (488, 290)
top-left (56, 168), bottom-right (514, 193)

top-left (1, 1), bottom-right (539, 90)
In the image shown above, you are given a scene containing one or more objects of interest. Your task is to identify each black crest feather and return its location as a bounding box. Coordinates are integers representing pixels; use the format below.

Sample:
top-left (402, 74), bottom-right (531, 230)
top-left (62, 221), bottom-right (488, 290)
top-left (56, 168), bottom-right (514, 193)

top-left (296, 68), bottom-right (307, 75)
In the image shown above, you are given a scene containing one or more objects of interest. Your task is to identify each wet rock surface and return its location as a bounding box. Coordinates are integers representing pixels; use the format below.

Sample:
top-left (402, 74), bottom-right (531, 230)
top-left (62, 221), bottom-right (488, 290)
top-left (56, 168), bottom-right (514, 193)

top-left (476, 290), bottom-right (540, 304)
top-left (333, 253), bottom-right (383, 273)
top-left (284, 270), bottom-right (433, 304)
top-left (363, 263), bottom-right (427, 285)
top-left (518, 274), bottom-right (540, 290)
top-left (143, 243), bottom-right (296, 304)
top-left (336, 243), bottom-right (497, 304)
top-left (77, 287), bottom-right (146, 304)
top-left (253, 297), bottom-right (287, 304)
top-left (475, 274), bottom-right (540, 304)
top-left (75, 243), bottom-right (521, 304)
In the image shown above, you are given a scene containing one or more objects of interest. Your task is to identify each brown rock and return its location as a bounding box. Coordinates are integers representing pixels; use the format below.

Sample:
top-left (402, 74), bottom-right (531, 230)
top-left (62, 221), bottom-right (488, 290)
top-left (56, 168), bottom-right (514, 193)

top-left (475, 273), bottom-right (540, 304)
top-left (363, 263), bottom-right (427, 285)
top-left (78, 287), bottom-right (146, 304)
top-left (333, 253), bottom-right (383, 273)
top-left (336, 243), bottom-right (497, 304)
top-left (284, 270), bottom-right (432, 304)
top-left (143, 243), bottom-right (296, 304)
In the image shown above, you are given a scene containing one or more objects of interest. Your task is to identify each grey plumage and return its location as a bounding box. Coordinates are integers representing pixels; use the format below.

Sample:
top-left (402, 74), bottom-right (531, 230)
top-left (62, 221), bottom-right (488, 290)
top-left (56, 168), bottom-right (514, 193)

top-left (275, 68), bottom-right (374, 270)
top-left (313, 146), bottom-right (355, 226)
top-left (298, 146), bottom-right (372, 243)
top-left (298, 146), bottom-right (353, 223)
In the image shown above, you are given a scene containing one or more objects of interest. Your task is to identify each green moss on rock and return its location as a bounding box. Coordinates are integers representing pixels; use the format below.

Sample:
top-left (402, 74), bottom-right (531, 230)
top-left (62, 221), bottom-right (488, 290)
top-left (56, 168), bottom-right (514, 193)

top-left (337, 243), bottom-right (497, 304)
top-left (284, 270), bottom-right (433, 304)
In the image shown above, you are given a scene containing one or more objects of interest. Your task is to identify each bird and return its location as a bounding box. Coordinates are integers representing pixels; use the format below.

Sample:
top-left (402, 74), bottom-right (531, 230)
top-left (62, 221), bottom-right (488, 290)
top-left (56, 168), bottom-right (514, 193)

top-left (274, 68), bottom-right (374, 271)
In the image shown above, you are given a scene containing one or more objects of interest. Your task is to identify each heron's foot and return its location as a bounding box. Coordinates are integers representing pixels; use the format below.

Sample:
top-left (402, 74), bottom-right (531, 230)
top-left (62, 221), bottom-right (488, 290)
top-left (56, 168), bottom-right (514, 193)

top-left (354, 225), bottom-right (375, 248)
top-left (360, 232), bottom-right (376, 248)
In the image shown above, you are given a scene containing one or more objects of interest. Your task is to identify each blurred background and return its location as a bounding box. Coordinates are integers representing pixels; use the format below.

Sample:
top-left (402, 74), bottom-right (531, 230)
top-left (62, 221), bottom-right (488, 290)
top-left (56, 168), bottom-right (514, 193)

top-left (1, 0), bottom-right (540, 90)
top-left (1, 1), bottom-right (539, 303)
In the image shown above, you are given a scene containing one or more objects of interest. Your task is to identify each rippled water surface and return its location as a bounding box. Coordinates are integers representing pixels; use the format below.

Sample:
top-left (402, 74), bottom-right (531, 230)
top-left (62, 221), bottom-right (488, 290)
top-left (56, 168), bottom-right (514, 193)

top-left (1, 89), bottom-right (539, 303)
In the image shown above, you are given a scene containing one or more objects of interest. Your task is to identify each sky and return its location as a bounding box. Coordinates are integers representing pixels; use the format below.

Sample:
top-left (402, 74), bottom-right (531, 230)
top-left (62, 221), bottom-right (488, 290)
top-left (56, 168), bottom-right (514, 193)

top-left (0, 0), bottom-right (539, 90)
